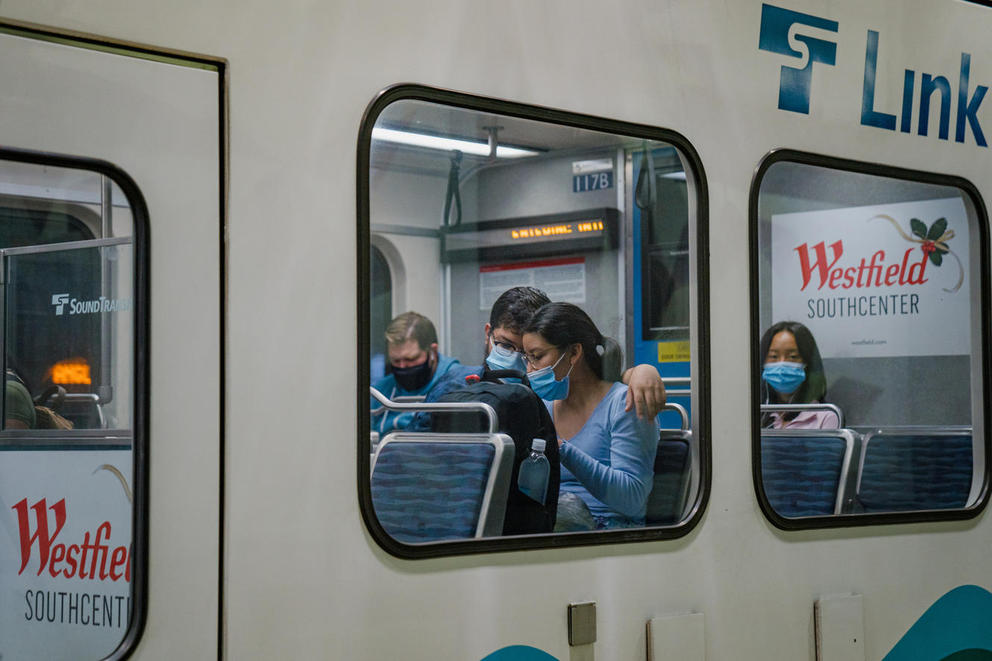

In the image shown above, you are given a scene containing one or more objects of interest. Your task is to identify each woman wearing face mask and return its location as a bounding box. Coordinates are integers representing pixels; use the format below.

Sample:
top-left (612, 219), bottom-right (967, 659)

top-left (522, 303), bottom-right (658, 529)
top-left (759, 321), bottom-right (839, 429)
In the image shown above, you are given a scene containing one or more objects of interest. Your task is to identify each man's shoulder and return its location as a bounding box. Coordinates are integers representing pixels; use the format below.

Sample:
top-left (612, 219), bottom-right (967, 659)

top-left (425, 365), bottom-right (482, 401)
top-left (371, 373), bottom-right (395, 394)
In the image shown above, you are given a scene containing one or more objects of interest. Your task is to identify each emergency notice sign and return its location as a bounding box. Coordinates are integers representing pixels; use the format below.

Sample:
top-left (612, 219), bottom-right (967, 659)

top-left (479, 257), bottom-right (587, 311)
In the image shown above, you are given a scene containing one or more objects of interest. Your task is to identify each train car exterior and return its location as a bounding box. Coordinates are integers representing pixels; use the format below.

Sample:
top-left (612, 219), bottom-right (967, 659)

top-left (0, 1), bottom-right (991, 660)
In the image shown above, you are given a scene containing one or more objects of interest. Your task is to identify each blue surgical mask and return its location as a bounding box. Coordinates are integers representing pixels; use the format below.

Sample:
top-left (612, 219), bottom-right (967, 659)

top-left (486, 342), bottom-right (527, 374)
top-left (529, 352), bottom-right (573, 401)
top-left (762, 361), bottom-right (806, 395)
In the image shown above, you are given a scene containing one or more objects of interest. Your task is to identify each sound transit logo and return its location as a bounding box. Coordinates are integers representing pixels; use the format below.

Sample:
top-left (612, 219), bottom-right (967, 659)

top-left (758, 3), bottom-right (838, 114)
top-left (50, 293), bottom-right (131, 316)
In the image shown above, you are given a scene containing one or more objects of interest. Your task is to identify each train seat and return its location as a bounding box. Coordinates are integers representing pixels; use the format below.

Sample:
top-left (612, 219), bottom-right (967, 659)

top-left (59, 393), bottom-right (106, 429)
top-left (600, 337), bottom-right (624, 383)
top-left (370, 432), bottom-right (514, 543)
top-left (645, 431), bottom-right (692, 525)
top-left (855, 429), bottom-right (973, 513)
top-left (760, 429), bottom-right (858, 517)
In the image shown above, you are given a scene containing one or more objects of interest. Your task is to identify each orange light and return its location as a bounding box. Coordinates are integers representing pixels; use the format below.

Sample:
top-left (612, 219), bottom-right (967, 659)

top-left (50, 359), bottom-right (92, 385)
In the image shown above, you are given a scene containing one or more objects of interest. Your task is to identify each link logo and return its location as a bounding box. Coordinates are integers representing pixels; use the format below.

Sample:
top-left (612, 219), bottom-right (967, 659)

top-left (758, 3), bottom-right (839, 114)
top-left (51, 293), bottom-right (70, 315)
top-left (758, 3), bottom-right (988, 146)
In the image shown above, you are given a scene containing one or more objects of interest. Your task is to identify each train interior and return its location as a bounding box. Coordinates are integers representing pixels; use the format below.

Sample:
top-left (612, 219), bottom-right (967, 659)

top-left (364, 96), bottom-right (987, 545)
top-left (0, 159), bottom-right (135, 435)
top-left (366, 98), bottom-right (703, 541)
top-left (0, 157), bottom-right (135, 658)
top-left (754, 160), bottom-right (986, 518)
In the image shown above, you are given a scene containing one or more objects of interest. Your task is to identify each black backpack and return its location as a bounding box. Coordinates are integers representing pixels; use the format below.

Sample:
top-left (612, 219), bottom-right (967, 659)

top-left (432, 368), bottom-right (559, 535)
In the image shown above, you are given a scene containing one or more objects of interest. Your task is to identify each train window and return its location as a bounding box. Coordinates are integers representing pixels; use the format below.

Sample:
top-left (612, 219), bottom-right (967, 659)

top-left (0, 151), bottom-right (147, 658)
top-left (751, 151), bottom-right (989, 527)
top-left (359, 85), bottom-right (710, 557)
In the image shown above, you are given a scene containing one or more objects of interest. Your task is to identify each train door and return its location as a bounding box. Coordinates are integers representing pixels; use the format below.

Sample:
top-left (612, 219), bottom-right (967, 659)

top-left (0, 24), bottom-right (222, 659)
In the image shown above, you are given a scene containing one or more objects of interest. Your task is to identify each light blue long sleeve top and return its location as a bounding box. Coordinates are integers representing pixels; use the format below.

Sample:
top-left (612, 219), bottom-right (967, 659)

top-left (547, 382), bottom-right (659, 527)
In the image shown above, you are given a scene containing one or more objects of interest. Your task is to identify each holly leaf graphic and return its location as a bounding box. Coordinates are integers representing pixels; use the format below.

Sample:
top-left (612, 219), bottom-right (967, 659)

top-left (929, 250), bottom-right (943, 266)
top-left (911, 218), bottom-right (927, 239)
top-left (927, 217), bottom-right (948, 241)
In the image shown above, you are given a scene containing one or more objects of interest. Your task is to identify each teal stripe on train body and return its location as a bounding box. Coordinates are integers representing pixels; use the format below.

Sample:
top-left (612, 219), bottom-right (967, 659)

top-left (884, 585), bottom-right (992, 661)
top-left (481, 645), bottom-right (558, 661)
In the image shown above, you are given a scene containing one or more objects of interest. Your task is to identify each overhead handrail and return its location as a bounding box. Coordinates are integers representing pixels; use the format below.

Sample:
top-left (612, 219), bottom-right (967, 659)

top-left (370, 386), bottom-right (499, 434)
top-left (760, 403), bottom-right (844, 428)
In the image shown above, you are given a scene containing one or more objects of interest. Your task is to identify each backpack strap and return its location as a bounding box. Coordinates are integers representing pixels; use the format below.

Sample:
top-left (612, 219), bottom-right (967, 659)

top-left (480, 366), bottom-right (530, 387)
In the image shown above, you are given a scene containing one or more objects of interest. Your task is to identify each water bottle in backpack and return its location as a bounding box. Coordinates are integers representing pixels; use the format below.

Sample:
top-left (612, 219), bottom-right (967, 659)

top-left (518, 438), bottom-right (550, 505)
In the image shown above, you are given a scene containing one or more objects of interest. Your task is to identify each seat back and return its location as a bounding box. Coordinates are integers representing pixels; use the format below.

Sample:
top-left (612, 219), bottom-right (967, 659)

top-left (600, 336), bottom-right (624, 383)
top-left (645, 431), bottom-right (692, 525)
top-left (760, 429), bottom-right (857, 517)
top-left (370, 432), bottom-right (514, 543)
top-left (759, 402), bottom-right (844, 428)
top-left (855, 429), bottom-right (973, 512)
top-left (59, 393), bottom-right (106, 429)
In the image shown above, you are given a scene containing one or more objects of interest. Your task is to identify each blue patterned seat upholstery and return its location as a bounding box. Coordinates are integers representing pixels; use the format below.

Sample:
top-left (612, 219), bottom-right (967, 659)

top-left (646, 433), bottom-right (691, 525)
top-left (761, 433), bottom-right (852, 517)
top-left (371, 436), bottom-right (511, 543)
top-left (856, 431), bottom-right (973, 512)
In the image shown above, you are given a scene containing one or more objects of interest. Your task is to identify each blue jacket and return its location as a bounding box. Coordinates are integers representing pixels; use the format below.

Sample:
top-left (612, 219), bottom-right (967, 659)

top-left (370, 354), bottom-right (473, 434)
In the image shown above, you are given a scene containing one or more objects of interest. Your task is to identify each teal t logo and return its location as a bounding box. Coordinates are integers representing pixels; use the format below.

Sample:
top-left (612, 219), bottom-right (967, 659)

top-left (759, 4), bottom-right (839, 114)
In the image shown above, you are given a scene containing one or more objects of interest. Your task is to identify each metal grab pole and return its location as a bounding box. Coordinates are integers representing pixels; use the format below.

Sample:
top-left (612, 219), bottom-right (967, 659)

top-left (99, 175), bottom-right (114, 406)
top-left (369, 386), bottom-right (499, 434)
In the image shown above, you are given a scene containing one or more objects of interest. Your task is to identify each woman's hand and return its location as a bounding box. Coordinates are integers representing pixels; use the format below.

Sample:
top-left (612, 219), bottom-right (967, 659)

top-left (621, 364), bottom-right (666, 419)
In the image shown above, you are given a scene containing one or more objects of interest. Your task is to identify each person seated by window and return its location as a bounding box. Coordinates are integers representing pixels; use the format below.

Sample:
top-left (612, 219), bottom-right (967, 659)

top-left (411, 286), bottom-right (667, 429)
top-left (371, 311), bottom-right (473, 435)
top-left (5, 368), bottom-right (36, 429)
top-left (760, 320), bottom-right (839, 429)
top-left (522, 302), bottom-right (658, 530)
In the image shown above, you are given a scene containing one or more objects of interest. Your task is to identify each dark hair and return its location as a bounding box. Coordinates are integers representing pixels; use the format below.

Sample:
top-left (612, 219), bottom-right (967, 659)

top-left (489, 286), bottom-right (550, 333)
top-left (384, 311), bottom-right (437, 351)
top-left (759, 321), bottom-right (828, 424)
top-left (523, 302), bottom-right (604, 379)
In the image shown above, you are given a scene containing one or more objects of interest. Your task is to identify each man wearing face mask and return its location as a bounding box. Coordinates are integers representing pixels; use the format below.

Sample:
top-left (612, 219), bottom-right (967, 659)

top-left (371, 311), bottom-right (474, 435)
top-left (407, 287), bottom-right (667, 432)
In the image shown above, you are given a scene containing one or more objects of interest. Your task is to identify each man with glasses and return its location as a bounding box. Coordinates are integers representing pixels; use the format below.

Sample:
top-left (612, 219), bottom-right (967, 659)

top-left (409, 286), bottom-right (666, 431)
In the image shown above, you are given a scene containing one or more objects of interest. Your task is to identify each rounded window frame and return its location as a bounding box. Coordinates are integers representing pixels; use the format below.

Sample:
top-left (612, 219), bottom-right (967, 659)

top-left (356, 84), bottom-right (711, 558)
top-left (748, 148), bottom-right (992, 531)
top-left (0, 145), bottom-right (150, 658)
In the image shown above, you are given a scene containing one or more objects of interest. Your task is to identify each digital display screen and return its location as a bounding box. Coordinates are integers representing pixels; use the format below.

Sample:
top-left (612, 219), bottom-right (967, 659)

top-left (510, 220), bottom-right (604, 240)
top-left (441, 208), bottom-right (618, 263)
